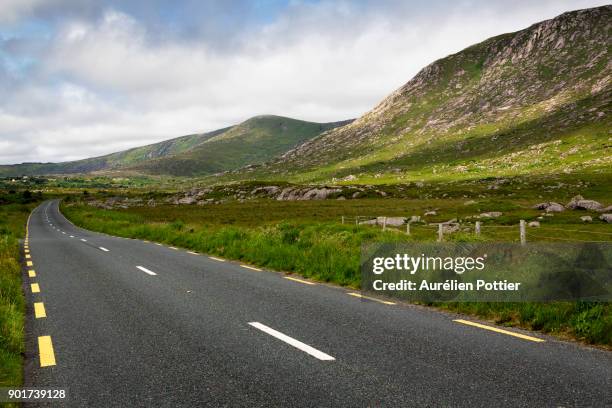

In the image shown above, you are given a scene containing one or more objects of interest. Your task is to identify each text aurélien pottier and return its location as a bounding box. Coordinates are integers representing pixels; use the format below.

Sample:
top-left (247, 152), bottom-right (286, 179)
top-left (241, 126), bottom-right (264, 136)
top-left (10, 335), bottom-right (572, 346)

top-left (370, 254), bottom-right (521, 292)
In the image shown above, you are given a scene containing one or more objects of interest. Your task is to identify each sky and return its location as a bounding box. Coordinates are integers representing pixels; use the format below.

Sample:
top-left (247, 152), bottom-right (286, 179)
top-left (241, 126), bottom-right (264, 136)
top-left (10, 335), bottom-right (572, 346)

top-left (0, 0), bottom-right (607, 164)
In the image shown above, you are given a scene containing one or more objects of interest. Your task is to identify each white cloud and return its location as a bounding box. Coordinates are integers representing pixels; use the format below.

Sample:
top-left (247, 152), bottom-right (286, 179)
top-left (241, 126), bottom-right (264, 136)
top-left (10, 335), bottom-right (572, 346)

top-left (0, 0), bottom-right (608, 164)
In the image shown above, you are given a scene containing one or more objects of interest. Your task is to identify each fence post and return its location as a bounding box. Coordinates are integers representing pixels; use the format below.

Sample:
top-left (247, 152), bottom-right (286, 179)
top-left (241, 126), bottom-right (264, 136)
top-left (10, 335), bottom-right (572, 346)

top-left (382, 217), bottom-right (387, 231)
top-left (520, 220), bottom-right (526, 245)
top-left (437, 224), bottom-right (443, 242)
top-left (341, 216), bottom-right (344, 225)
top-left (355, 216), bottom-right (359, 226)
top-left (406, 222), bottom-right (410, 235)
top-left (475, 221), bottom-right (481, 236)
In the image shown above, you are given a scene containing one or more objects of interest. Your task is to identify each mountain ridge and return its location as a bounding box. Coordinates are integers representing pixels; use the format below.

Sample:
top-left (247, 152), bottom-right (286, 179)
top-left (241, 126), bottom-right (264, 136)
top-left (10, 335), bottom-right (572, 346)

top-left (0, 115), bottom-right (350, 177)
top-left (251, 5), bottom-right (610, 183)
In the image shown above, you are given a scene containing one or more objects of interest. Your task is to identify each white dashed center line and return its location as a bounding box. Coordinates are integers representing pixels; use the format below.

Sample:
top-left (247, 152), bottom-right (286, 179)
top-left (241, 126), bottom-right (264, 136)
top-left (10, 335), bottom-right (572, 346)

top-left (136, 266), bottom-right (157, 276)
top-left (248, 322), bottom-right (335, 361)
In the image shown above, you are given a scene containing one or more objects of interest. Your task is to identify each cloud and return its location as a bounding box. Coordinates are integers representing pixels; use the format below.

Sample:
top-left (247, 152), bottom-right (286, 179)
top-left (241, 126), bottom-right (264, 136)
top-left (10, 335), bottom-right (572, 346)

top-left (0, 0), bottom-right (608, 164)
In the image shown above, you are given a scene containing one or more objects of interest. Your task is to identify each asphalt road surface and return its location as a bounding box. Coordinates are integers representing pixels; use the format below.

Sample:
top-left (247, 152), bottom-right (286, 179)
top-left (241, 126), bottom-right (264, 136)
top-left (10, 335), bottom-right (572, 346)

top-left (22, 200), bottom-right (612, 407)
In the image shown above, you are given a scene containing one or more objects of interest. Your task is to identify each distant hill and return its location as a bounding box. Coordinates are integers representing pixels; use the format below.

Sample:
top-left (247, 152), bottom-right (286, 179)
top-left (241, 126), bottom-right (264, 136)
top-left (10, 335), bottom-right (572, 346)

top-left (252, 6), bottom-right (611, 183)
top-left (130, 116), bottom-right (352, 176)
top-left (0, 116), bottom-right (349, 177)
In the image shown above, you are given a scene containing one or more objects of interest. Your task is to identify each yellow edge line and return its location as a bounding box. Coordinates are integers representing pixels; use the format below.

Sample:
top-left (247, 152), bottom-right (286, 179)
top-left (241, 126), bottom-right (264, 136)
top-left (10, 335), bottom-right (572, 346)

top-left (34, 302), bottom-right (46, 318)
top-left (284, 276), bottom-right (316, 285)
top-left (26, 261), bottom-right (33, 267)
top-left (38, 336), bottom-right (56, 367)
top-left (453, 319), bottom-right (545, 342)
top-left (347, 292), bottom-right (396, 305)
top-left (28, 270), bottom-right (36, 278)
top-left (240, 264), bottom-right (262, 271)
top-left (209, 256), bottom-right (225, 262)
top-left (31, 283), bottom-right (40, 293)
top-left (187, 251), bottom-right (198, 255)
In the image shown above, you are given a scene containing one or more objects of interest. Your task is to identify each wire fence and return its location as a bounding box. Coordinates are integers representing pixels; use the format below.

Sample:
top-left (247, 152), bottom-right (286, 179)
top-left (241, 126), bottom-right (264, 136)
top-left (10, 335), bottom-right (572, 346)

top-left (339, 215), bottom-right (612, 243)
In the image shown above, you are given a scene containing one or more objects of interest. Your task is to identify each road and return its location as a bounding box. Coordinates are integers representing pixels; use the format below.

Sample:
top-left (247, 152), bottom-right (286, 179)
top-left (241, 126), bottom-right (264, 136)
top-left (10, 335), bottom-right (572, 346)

top-left (23, 200), bottom-right (612, 407)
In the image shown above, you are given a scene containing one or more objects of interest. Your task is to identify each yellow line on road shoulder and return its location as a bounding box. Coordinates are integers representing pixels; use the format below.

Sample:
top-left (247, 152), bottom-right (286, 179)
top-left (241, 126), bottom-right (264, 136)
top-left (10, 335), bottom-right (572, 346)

top-left (38, 336), bottom-right (56, 367)
top-left (453, 319), bottom-right (545, 342)
top-left (31, 283), bottom-right (40, 293)
top-left (347, 292), bottom-right (396, 305)
top-left (240, 264), bottom-right (262, 271)
top-left (34, 302), bottom-right (46, 318)
top-left (187, 251), bottom-right (198, 255)
top-left (26, 261), bottom-right (33, 267)
top-left (284, 276), bottom-right (316, 285)
top-left (28, 270), bottom-right (36, 278)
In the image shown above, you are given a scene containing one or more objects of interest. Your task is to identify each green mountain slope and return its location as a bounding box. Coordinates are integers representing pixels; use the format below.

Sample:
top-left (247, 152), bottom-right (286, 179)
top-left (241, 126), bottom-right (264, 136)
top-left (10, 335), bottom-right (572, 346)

top-left (129, 115), bottom-right (351, 176)
top-left (0, 128), bottom-right (228, 177)
top-left (250, 5), bottom-right (611, 184)
top-left (0, 116), bottom-right (348, 177)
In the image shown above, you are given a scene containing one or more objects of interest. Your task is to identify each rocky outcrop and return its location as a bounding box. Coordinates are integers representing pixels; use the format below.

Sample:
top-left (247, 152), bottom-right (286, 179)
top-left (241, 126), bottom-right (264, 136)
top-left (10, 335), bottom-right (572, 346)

top-left (533, 202), bottom-right (565, 212)
top-left (566, 195), bottom-right (603, 210)
top-left (276, 187), bottom-right (343, 201)
top-left (600, 214), bottom-right (612, 223)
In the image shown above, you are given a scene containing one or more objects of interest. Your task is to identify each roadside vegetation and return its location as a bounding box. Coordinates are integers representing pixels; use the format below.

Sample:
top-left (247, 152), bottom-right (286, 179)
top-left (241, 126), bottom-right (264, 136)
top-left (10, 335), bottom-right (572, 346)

top-left (0, 191), bottom-right (41, 388)
top-left (62, 194), bottom-right (611, 346)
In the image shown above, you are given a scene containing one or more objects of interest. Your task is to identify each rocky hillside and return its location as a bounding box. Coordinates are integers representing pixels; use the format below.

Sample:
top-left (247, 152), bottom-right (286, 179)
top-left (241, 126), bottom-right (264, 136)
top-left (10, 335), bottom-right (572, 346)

top-left (0, 116), bottom-right (348, 177)
top-left (257, 5), bottom-right (611, 183)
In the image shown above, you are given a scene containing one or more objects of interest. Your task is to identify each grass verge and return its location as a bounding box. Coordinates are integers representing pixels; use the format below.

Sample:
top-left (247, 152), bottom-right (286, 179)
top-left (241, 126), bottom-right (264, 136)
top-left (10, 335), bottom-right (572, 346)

top-left (0, 198), bottom-right (37, 389)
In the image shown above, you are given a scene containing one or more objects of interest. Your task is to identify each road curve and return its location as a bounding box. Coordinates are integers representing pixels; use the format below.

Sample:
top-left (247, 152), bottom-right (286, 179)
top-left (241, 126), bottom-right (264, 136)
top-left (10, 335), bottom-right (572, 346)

top-left (23, 200), bottom-right (612, 407)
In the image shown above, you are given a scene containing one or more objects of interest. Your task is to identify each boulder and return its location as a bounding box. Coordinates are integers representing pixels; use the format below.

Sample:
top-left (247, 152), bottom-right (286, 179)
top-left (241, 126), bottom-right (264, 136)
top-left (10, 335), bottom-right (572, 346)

top-left (359, 218), bottom-right (378, 225)
top-left (300, 188), bottom-right (341, 200)
top-left (424, 210), bottom-right (437, 216)
top-left (545, 202), bottom-right (565, 212)
top-left (575, 200), bottom-right (603, 210)
top-left (597, 205), bottom-right (612, 213)
top-left (533, 202), bottom-right (565, 212)
top-left (480, 211), bottom-right (502, 218)
top-left (580, 216), bottom-right (592, 222)
top-left (440, 220), bottom-right (460, 233)
top-left (566, 195), bottom-right (584, 209)
top-left (384, 217), bottom-right (407, 227)
top-left (177, 197), bottom-right (197, 205)
top-left (409, 215), bottom-right (421, 223)
top-left (567, 195), bottom-right (602, 210)
top-left (600, 214), bottom-right (612, 223)
top-left (528, 221), bottom-right (540, 228)
top-left (252, 186), bottom-right (280, 195)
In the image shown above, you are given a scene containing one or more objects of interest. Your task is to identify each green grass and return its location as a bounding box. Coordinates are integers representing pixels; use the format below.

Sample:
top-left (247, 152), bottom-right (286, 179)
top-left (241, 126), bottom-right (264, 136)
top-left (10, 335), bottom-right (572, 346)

top-left (0, 195), bottom-right (38, 389)
top-left (62, 196), bottom-right (612, 346)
